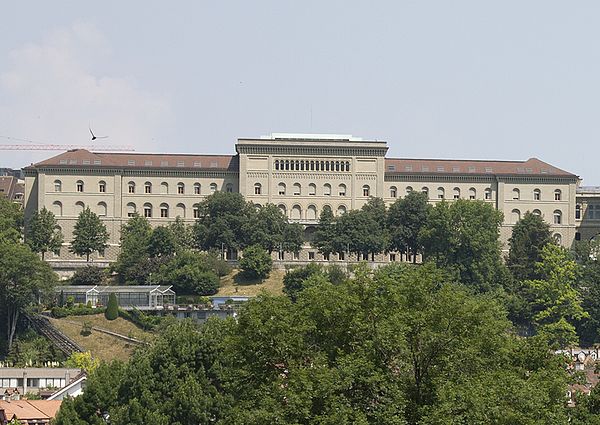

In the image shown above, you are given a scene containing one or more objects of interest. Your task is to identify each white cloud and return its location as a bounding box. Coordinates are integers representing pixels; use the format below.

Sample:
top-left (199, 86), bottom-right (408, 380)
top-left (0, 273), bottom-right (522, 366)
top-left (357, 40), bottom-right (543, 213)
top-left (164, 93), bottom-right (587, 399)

top-left (0, 22), bottom-right (171, 167)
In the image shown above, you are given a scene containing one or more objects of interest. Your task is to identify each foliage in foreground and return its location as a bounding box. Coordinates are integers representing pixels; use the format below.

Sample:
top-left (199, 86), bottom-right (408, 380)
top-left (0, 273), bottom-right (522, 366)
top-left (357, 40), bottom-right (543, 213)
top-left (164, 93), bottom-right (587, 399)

top-left (55, 263), bottom-right (571, 425)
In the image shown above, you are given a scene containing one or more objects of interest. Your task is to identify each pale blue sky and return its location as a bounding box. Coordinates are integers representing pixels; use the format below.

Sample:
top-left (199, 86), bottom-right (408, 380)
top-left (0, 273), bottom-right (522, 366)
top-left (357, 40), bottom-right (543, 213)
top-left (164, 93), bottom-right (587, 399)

top-left (1, 1), bottom-right (599, 183)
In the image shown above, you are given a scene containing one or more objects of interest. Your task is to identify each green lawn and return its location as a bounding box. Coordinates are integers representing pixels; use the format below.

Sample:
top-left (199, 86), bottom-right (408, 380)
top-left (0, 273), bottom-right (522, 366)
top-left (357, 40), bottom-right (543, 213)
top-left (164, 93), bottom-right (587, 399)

top-left (217, 268), bottom-right (285, 297)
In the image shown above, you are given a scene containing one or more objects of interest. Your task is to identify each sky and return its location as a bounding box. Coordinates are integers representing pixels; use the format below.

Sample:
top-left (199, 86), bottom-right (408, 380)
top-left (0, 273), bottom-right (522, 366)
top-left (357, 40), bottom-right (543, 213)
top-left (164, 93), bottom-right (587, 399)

top-left (1, 1), bottom-right (599, 184)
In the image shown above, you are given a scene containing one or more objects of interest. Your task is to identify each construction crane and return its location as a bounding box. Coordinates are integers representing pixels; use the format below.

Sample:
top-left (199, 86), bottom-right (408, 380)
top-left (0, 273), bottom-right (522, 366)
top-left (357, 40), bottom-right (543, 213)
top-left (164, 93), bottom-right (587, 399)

top-left (0, 135), bottom-right (135, 151)
top-left (0, 144), bottom-right (135, 151)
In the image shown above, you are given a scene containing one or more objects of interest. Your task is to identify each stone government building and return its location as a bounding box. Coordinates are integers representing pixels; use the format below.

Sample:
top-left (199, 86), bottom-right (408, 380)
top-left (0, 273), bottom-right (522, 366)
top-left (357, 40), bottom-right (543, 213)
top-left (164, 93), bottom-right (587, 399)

top-left (22, 133), bottom-right (600, 264)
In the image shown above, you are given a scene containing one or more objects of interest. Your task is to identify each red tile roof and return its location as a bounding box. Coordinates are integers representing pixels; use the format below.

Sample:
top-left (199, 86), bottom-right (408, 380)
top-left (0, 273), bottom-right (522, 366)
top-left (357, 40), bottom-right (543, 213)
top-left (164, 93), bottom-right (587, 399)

top-left (385, 157), bottom-right (576, 177)
top-left (0, 399), bottom-right (62, 424)
top-left (30, 150), bottom-right (238, 171)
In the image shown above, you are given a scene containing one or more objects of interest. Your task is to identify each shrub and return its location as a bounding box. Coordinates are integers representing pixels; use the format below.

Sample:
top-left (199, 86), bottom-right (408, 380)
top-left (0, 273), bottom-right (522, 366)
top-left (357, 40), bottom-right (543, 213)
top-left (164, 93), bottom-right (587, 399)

top-left (203, 250), bottom-right (233, 277)
top-left (105, 293), bottom-right (119, 320)
top-left (239, 245), bottom-right (272, 280)
top-left (153, 251), bottom-right (220, 295)
top-left (80, 321), bottom-right (92, 336)
top-left (51, 305), bottom-right (105, 318)
top-left (70, 266), bottom-right (106, 286)
top-left (119, 308), bottom-right (163, 331)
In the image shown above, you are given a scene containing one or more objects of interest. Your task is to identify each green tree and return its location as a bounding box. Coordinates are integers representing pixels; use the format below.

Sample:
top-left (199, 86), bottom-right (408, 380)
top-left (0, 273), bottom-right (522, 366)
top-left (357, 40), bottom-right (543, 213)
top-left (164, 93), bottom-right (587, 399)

top-left (420, 199), bottom-right (506, 292)
top-left (168, 216), bottom-right (195, 252)
top-left (105, 293), bottom-right (118, 320)
top-left (387, 191), bottom-right (430, 262)
top-left (65, 351), bottom-right (100, 373)
top-left (313, 205), bottom-right (337, 258)
top-left (0, 240), bottom-right (57, 351)
top-left (153, 251), bottom-right (219, 295)
top-left (335, 204), bottom-right (387, 260)
top-left (70, 207), bottom-right (109, 262)
top-left (507, 211), bottom-right (553, 282)
top-left (0, 196), bottom-right (23, 243)
top-left (147, 226), bottom-right (177, 258)
top-left (25, 207), bottom-right (63, 260)
top-left (112, 214), bottom-right (152, 284)
top-left (283, 263), bottom-right (324, 301)
top-left (239, 244), bottom-right (272, 280)
top-left (245, 203), bottom-right (287, 253)
top-left (524, 244), bottom-right (587, 348)
top-left (574, 238), bottom-right (600, 345)
top-left (70, 266), bottom-right (106, 286)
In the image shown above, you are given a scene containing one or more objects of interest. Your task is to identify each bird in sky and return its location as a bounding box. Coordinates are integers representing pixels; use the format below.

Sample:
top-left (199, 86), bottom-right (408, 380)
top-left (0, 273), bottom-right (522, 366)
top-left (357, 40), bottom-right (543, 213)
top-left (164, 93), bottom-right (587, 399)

top-left (89, 126), bottom-right (108, 141)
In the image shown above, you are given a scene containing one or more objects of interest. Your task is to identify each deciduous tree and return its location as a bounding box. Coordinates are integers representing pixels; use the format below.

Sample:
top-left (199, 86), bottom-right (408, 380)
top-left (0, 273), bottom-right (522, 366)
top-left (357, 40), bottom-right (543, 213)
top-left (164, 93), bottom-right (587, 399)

top-left (25, 207), bottom-right (63, 260)
top-left (70, 208), bottom-right (109, 262)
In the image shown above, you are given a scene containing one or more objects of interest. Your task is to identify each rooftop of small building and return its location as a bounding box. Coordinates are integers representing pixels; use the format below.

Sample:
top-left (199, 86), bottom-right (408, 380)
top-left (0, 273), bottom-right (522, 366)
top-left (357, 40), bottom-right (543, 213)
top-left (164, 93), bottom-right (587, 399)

top-left (55, 285), bottom-right (174, 294)
top-left (0, 399), bottom-right (62, 421)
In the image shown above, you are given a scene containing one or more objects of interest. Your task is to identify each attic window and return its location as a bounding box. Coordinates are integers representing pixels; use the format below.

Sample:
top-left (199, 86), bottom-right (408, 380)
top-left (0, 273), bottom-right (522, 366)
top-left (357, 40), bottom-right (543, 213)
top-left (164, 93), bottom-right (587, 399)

top-left (82, 160), bottom-right (90, 165)
top-left (69, 160), bottom-right (77, 164)
top-left (541, 168), bottom-right (549, 174)
top-left (437, 166), bottom-right (445, 172)
top-left (452, 166), bottom-right (460, 172)
top-left (210, 161), bottom-right (218, 168)
top-left (517, 167), bottom-right (525, 173)
top-left (421, 166), bottom-right (429, 172)
top-left (93, 160), bottom-right (101, 165)
top-left (145, 160), bottom-right (153, 166)
top-left (404, 165), bottom-right (413, 172)
top-left (177, 161), bottom-right (185, 167)
top-left (387, 165), bottom-right (396, 171)
top-left (525, 168), bottom-right (533, 174)
top-left (161, 161), bottom-right (168, 166)
top-left (193, 161), bottom-right (202, 167)
top-left (468, 166), bottom-right (476, 172)
top-left (128, 160), bottom-right (135, 165)
top-left (59, 159), bottom-right (67, 164)
top-left (485, 167), bottom-right (493, 173)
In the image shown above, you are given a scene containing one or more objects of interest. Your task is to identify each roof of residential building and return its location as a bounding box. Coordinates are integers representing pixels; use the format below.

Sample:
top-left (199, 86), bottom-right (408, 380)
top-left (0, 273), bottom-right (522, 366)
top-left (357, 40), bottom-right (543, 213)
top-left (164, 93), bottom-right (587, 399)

top-left (28, 149), bottom-right (238, 171)
top-left (384, 157), bottom-right (577, 178)
top-left (0, 176), bottom-right (15, 199)
top-left (0, 399), bottom-right (62, 423)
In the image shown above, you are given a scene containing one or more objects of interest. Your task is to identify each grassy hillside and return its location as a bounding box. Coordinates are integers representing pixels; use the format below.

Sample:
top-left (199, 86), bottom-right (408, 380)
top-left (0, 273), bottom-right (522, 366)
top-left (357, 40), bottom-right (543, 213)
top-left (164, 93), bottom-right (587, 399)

top-left (49, 314), bottom-right (155, 362)
top-left (217, 268), bottom-right (285, 297)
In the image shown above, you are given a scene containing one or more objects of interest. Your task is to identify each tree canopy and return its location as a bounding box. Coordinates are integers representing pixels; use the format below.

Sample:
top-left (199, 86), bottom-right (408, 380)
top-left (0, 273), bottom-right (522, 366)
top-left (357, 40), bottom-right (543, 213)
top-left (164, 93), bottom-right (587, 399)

top-left (25, 206), bottom-right (63, 260)
top-left (70, 207), bottom-right (109, 262)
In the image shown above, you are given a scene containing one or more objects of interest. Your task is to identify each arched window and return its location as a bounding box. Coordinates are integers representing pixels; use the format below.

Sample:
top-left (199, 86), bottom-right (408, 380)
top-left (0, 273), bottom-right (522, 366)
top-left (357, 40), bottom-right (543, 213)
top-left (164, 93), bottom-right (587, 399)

top-left (437, 187), bottom-right (445, 199)
top-left (291, 205), bottom-right (302, 220)
top-left (453, 187), bottom-right (460, 199)
top-left (97, 202), bottom-right (107, 217)
top-left (75, 201), bottom-right (85, 214)
top-left (160, 182), bottom-right (169, 194)
top-left (389, 186), bottom-right (397, 198)
top-left (307, 205), bottom-right (317, 220)
top-left (210, 183), bottom-right (218, 192)
top-left (145, 182), bottom-right (152, 194)
top-left (193, 206), bottom-right (201, 219)
top-left (52, 201), bottom-right (62, 216)
top-left (511, 209), bottom-right (521, 224)
top-left (144, 203), bottom-right (153, 218)
top-left (54, 180), bottom-right (62, 192)
top-left (176, 203), bottom-right (186, 218)
top-left (554, 189), bottom-right (562, 201)
top-left (99, 181), bottom-right (106, 193)
top-left (76, 180), bottom-right (84, 193)
top-left (127, 202), bottom-right (136, 217)
top-left (293, 183), bottom-right (301, 196)
top-left (274, 160), bottom-right (279, 170)
top-left (533, 189), bottom-right (541, 201)
top-left (554, 233), bottom-right (562, 245)
top-left (308, 183), bottom-right (316, 196)
top-left (553, 210), bottom-right (562, 224)
top-left (278, 204), bottom-right (287, 216)
top-left (337, 205), bottom-right (347, 216)
top-left (484, 188), bottom-right (492, 200)
top-left (422, 187), bottom-right (429, 198)
top-left (339, 184), bottom-right (347, 197)
top-left (406, 186), bottom-right (413, 196)
top-left (254, 183), bottom-right (261, 195)
top-left (160, 203), bottom-right (169, 218)
top-left (469, 188), bottom-right (476, 200)
top-left (511, 188), bottom-right (519, 200)
top-left (194, 183), bottom-right (201, 195)
top-left (576, 204), bottom-right (581, 220)
top-left (324, 183), bottom-right (331, 196)
top-left (128, 181), bottom-right (136, 194)
top-left (278, 183), bottom-right (286, 195)
top-left (532, 209), bottom-right (542, 216)
top-left (177, 182), bottom-right (185, 195)
top-left (226, 183), bottom-right (233, 193)
top-left (362, 185), bottom-right (370, 197)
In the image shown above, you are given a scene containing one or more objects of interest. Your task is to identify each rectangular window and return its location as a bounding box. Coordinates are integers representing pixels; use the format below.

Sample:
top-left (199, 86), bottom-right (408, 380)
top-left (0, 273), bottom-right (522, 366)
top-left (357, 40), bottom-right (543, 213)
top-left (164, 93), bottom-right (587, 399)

top-left (308, 252), bottom-right (315, 260)
top-left (94, 160), bottom-right (102, 165)
top-left (161, 161), bottom-right (169, 167)
top-left (193, 208), bottom-right (200, 219)
top-left (99, 183), bottom-right (106, 193)
top-left (293, 252), bottom-right (300, 260)
top-left (128, 160), bottom-right (135, 166)
top-left (145, 185), bottom-right (151, 194)
top-left (278, 250), bottom-right (284, 260)
top-left (145, 160), bottom-right (153, 166)
top-left (76, 183), bottom-right (84, 192)
top-left (390, 253), bottom-right (396, 262)
top-left (338, 252), bottom-right (344, 261)
top-left (177, 161), bottom-right (185, 167)
top-left (178, 186), bottom-right (184, 194)
top-left (144, 209), bottom-right (152, 218)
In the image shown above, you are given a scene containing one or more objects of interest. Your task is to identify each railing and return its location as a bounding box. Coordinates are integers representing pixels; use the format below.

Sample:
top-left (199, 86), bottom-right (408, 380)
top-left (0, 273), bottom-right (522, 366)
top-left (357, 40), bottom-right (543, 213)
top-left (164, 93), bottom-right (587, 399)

top-left (25, 313), bottom-right (83, 356)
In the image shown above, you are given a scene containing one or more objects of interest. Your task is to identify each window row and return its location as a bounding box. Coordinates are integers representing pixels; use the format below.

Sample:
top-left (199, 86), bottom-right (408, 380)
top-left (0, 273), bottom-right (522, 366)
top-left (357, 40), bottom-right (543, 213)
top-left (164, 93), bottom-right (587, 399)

top-left (256, 183), bottom-right (371, 197)
top-left (54, 180), bottom-right (106, 193)
top-left (127, 181), bottom-right (233, 194)
top-left (582, 204), bottom-right (600, 220)
top-left (510, 208), bottom-right (563, 225)
top-left (277, 204), bottom-right (347, 220)
top-left (392, 186), bottom-right (493, 200)
top-left (127, 202), bottom-right (199, 219)
top-left (274, 159), bottom-right (351, 172)
top-left (51, 201), bottom-right (107, 217)
top-left (510, 188), bottom-right (562, 201)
